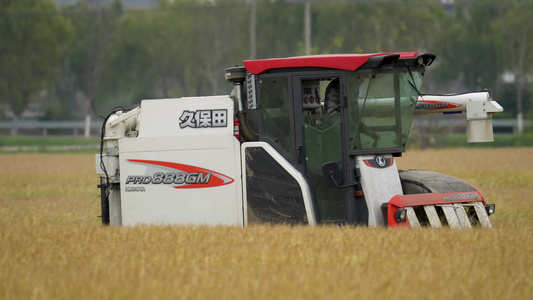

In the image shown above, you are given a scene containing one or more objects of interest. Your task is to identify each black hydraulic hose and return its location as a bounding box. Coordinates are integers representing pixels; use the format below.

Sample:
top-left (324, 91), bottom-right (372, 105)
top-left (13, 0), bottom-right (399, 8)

top-left (99, 106), bottom-right (127, 185)
top-left (97, 106), bottom-right (131, 225)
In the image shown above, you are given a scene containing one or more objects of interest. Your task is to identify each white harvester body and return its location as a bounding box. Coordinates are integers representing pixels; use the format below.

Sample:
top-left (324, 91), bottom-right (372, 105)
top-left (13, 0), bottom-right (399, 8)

top-left (96, 53), bottom-right (500, 228)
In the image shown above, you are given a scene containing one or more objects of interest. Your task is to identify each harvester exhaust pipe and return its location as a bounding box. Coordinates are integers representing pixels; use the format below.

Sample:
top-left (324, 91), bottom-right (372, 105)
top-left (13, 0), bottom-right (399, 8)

top-left (225, 67), bottom-right (259, 141)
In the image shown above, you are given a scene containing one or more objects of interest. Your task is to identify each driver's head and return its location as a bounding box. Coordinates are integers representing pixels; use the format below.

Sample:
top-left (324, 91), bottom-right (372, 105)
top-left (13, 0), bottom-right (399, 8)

top-left (324, 79), bottom-right (340, 114)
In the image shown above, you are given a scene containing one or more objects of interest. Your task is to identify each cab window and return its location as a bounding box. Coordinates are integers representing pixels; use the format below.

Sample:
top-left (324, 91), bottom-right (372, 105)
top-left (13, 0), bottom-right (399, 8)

top-left (259, 76), bottom-right (294, 157)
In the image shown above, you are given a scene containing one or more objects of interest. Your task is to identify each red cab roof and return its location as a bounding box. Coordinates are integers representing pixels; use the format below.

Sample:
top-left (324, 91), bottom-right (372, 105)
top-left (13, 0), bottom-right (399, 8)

top-left (243, 52), bottom-right (422, 75)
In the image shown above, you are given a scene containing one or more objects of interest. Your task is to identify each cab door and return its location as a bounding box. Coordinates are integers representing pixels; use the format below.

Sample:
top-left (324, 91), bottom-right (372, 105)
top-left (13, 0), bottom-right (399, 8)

top-left (292, 75), bottom-right (350, 224)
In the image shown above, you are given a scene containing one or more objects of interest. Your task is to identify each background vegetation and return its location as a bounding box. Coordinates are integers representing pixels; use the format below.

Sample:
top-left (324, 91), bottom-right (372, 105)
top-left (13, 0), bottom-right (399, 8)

top-left (0, 0), bottom-right (532, 128)
top-left (0, 149), bottom-right (531, 299)
top-left (2, 2), bottom-right (531, 298)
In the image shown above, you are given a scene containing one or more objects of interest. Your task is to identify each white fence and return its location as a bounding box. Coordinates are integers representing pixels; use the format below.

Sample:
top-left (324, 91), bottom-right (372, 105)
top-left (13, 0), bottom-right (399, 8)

top-left (412, 117), bottom-right (530, 135)
top-left (0, 117), bottom-right (528, 138)
top-left (0, 116), bottom-right (102, 137)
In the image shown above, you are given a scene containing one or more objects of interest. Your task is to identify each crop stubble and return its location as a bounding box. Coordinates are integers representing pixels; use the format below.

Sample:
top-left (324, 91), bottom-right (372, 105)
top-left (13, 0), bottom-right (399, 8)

top-left (1, 149), bottom-right (532, 299)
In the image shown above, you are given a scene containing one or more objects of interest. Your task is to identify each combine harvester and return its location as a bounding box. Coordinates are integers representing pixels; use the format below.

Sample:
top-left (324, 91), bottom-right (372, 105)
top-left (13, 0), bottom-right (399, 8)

top-left (96, 52), bottom-right (502, 228)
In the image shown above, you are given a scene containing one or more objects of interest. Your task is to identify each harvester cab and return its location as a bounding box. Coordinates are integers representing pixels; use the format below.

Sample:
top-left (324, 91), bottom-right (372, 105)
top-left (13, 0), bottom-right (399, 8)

top-left (97, 52), bottom-right (502, 228)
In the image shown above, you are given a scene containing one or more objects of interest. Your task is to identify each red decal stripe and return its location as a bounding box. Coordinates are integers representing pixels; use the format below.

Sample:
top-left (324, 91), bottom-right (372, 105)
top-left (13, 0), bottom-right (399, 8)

top-left (128, 159), bottom-right (234, 188)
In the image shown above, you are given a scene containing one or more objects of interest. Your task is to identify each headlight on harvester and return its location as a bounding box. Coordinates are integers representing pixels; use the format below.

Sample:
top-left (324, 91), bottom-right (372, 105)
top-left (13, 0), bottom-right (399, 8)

top-left (485, 204), bottom-right (496, 216)
top-left (395, 208), bottom-right (407, 222)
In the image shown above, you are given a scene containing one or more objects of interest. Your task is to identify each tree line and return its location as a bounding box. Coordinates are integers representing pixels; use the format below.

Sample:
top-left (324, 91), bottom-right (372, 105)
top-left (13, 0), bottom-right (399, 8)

top-left (0, 0), bottom-right (531, 130)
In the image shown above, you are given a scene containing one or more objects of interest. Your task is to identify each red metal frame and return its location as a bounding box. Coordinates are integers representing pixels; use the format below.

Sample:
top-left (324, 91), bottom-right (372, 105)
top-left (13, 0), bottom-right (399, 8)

top-left (387, 191), bottom-right (486, 227)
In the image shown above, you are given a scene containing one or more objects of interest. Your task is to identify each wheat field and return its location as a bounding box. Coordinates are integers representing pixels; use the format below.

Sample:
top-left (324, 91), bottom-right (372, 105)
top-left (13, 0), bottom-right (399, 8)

top-left (1, 148), bottom-right (532, 300)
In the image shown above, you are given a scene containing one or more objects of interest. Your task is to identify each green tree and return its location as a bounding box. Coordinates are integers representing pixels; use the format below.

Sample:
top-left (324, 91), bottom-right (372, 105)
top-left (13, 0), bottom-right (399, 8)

top-left (101, 0), bottom-right (249, 109)
top-left (312, 0), bottom-right (445, 56)
top-left (0, 0), bottom-right (73, 124)
top-left (190, 0), bottom-right (249, 95)
top-left (431, 0), bottom-right (505, 93)
top-left (102, 4), bottom-right (191, 106)
top-left (254, 0), bottom-right (305, 58)
top-left (495, 0), bottom-right (533, 132)
top-left (55, 0), bottom-right (123, 119)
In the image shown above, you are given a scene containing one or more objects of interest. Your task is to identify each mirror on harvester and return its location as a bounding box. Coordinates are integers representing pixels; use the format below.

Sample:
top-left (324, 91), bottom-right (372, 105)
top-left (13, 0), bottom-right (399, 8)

top-left (322, 161), bottom-right (342, 188)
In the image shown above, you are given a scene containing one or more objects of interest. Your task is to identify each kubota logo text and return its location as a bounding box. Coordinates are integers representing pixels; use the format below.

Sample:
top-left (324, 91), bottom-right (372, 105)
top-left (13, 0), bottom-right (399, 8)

top-left (125, 159), bottom-right (234, 189)
top-left (179, 109), bottom-right (227, 128)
